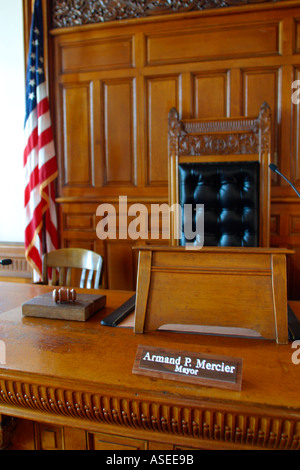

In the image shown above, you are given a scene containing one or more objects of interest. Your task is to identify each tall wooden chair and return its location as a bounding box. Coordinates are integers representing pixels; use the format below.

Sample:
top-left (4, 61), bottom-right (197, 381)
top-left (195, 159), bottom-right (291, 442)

top-left (42, 248), bottom-right (103, 289)
top-left (168, 102), bottom-right (271, 248)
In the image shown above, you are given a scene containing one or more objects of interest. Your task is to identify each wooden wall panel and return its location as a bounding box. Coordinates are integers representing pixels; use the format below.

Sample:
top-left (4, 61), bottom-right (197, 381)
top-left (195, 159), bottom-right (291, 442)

top-left (270, 202), bottom-right (300, 299)
top-left (145, 21), bottom-right (280, 66)
top-left (146, 75), bottom-right (179, 186)
top-left (193, 70), bottom-right (230, 118)
top-left (105, 240), bottom-right (136, 290)
top-left (242, 68), bottom-right (279, 117)
top-left (34, 423), bottom-right (63, 450)
top-left (61, 83), bottom-right (92, 187)
top-left (88, 432), bottom-right (147, 450)
top-left (51, 2), bottom-right (300, 297)
top-left (60, 36), bottom-right (134, 74)
top-left (292, 67), bottom-right (300, 184)
top-left (103, 79), bottom-right (135, 186)
top-left (294, 19), bottom-right (300, 54)
top-left (242, 67), bottom-right (280, 163)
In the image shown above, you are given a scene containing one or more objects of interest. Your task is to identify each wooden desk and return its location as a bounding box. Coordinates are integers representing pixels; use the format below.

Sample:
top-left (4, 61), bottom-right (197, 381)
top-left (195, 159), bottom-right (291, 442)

top-left (0, 282), bottom-right (299, 450)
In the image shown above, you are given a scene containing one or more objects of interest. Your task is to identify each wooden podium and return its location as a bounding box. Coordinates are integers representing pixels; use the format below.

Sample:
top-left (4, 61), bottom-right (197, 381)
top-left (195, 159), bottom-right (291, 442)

top-left (133, 246), bottom-right (292, 344)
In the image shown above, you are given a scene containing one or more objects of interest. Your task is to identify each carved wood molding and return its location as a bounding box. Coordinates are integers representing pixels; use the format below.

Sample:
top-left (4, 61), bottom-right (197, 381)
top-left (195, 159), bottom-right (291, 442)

top-left (51, 0), bottom-right (283, 28)
top-left (178, 133), bottom-right (259, 156)
top-left (258, 99), bottom-right (272, 156)
top-left (0, 377), bottom-right (299, 449)
top-left (168, 102), bottom-right (271, 157)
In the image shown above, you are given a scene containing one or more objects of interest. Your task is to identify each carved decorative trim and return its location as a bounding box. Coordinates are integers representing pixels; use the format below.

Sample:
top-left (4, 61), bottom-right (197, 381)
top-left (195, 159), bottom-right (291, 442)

top-left (178, 133), bottom-right (259, 156)
top-left (51, 0), bottom-right (283, 28)
top-left (168, 102), bottom-right (271, 157)
top-left (183, 118), bottom-right (259, 134)
top-left (258, 100), bottom-right (272, 155)
top-left (0, 378), bottom-right (299, 449)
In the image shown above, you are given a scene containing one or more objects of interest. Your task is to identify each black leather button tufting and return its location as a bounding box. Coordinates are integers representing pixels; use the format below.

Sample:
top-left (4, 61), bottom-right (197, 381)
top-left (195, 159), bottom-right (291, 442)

top-left (178, 161), bottom-right (259, 247)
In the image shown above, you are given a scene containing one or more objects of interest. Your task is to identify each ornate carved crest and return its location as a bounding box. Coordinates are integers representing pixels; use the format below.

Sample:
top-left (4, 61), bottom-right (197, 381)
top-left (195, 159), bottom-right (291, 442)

top-left (167, 104), bottom-right (271, 157)
top-left (52, 0), bottom-right (282, 28)
top-left (178, 132), bottom-right (259, 156)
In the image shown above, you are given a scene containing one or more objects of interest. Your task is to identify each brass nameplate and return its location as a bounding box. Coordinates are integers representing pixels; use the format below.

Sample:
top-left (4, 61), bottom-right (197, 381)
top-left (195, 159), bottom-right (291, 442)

top-left (133, 345), bottom-right (243, 390)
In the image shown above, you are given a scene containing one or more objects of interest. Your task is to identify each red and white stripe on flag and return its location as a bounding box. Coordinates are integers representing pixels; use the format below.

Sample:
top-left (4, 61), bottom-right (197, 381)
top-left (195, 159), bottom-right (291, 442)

top-left (24, 0), bottom-right (58, 282)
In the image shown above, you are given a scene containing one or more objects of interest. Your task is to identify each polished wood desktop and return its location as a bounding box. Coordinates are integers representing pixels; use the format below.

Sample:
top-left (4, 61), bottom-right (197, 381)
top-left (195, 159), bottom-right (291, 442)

top-left (0, 282), bottom-right (299, 450)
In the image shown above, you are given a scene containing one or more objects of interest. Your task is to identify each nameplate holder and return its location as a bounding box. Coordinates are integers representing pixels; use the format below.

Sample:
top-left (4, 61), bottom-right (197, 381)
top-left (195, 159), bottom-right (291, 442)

top-left (133, 345), bottom-right (243, 391)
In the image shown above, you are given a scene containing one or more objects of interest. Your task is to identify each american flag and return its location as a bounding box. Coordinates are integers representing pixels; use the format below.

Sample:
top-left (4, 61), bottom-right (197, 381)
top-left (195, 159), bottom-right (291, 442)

top-left (24, 0), bottom-right (58, 282)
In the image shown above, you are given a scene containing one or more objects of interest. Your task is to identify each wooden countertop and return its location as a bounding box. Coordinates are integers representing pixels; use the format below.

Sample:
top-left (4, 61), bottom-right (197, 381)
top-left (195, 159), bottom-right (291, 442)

top-left (0, 282), bottom-right (300, 450)
top-left (0, 282), bottom-right (299, 412)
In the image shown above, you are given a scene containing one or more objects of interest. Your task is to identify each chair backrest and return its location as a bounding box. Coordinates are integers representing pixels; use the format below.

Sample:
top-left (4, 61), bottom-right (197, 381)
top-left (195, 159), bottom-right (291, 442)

top-left (42, 248), bottom-right (103, 289)
top-left (168, 102), bottom-right (271, 248)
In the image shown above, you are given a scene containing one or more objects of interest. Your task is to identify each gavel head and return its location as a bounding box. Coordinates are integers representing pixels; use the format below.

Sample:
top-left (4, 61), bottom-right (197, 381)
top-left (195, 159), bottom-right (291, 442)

top-left (52, 288), bottom-right (76, 304)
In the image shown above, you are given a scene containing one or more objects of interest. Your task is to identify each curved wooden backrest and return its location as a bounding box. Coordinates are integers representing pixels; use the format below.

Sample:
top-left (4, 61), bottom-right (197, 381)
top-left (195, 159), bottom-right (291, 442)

top-left (42, 248), bottom-right (103, 289)
top-left (168, 102), bottom-right (272, 247)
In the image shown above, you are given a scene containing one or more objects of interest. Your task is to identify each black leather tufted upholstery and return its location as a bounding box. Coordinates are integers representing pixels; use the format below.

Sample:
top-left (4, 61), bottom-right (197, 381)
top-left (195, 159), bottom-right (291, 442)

top-left (178, 161), bottom-right (260, 247)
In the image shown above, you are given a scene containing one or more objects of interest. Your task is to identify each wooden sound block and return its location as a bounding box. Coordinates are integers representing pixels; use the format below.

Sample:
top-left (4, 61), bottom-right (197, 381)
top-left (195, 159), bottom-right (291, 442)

top-left (22, 292), bottom-right (106, 322)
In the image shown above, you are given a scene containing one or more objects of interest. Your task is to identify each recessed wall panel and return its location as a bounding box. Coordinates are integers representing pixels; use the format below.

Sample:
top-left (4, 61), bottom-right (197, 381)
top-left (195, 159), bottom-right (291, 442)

top-left (146, 75), bottom-right (179, 186)
top-left (293, 67), bottom-right (300, 183)
top-left (146, 22), bottom-right (280, 66)
top-left (193, 71), bottom-right (230, 118)
top-left (62, 83), bottom-right (92, 187)
top-left (60, 36), bottom-right (133, 73)
top-left (103, 79), bottom-right (135, 186)
top-left (242, 68), bottom-right (280, 160)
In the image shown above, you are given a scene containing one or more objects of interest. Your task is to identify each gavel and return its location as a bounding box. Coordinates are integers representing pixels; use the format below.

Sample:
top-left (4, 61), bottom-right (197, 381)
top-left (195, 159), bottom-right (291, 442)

top-left (52, 287), bottom-right (76, 304)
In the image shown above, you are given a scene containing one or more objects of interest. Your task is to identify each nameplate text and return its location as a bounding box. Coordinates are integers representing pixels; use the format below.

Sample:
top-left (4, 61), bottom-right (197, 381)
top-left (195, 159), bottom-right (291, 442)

top-left (133, 345), bottom-right (242, 390)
